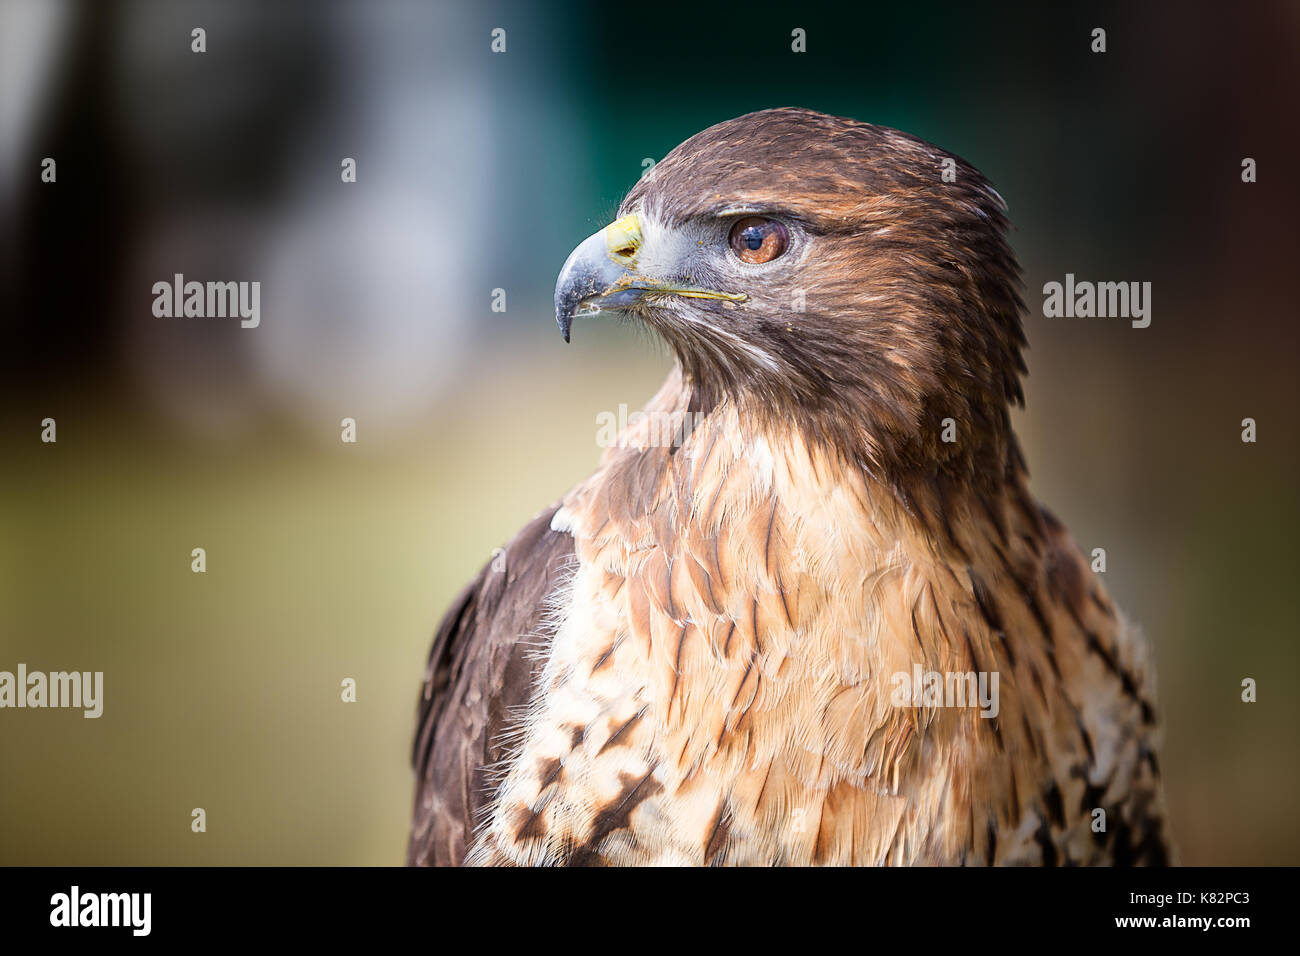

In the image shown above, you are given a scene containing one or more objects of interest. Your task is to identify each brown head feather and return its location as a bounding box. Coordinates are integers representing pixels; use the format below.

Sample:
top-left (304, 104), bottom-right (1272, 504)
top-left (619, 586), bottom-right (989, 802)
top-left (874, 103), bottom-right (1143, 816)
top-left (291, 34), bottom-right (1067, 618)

top-left (620, 107), bottom-right (1027, 496)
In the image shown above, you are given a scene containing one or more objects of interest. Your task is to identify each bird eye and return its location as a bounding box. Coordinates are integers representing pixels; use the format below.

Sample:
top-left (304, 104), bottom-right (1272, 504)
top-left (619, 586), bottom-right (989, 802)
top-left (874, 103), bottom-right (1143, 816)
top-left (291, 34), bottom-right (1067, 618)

top-left (728, 217), bottom-right (789, 264)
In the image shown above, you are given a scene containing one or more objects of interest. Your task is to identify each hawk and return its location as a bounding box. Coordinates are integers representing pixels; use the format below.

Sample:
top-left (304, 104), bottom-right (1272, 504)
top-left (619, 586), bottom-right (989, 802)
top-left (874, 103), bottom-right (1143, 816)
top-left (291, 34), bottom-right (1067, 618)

top-left (409, 107), bottom-right (1172, 866)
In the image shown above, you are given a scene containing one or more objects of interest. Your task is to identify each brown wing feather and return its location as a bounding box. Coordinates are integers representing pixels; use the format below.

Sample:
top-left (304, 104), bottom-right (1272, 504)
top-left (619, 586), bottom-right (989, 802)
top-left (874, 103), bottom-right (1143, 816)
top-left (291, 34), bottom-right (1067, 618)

top-left (407, 504), bottom-right (575, 866)
top-left (1037, 503), bottom-right (1173, 865)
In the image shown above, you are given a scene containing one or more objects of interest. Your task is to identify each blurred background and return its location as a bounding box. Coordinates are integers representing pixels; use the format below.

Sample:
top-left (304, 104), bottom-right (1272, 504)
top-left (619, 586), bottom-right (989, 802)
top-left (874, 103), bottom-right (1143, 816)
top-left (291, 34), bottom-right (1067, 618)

top-left (0, 0), bottom-right (1296, 865)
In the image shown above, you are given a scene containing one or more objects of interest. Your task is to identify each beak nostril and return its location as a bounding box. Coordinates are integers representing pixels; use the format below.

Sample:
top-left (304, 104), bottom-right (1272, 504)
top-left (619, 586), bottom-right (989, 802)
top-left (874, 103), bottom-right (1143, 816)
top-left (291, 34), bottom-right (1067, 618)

top-left (613, 246), bottom-right (637, 260)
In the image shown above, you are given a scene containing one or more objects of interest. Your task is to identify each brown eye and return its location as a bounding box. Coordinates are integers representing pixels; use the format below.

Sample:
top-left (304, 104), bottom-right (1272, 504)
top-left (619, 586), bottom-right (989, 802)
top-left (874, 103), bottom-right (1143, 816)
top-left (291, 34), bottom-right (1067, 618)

top-left (728, 217), bottom-right (789, 264)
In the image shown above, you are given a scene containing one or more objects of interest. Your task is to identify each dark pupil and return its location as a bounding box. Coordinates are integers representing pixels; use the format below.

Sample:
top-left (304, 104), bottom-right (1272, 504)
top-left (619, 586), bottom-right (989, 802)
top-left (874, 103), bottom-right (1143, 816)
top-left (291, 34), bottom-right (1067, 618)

top-left (742, 227), bottom-right (765, 250)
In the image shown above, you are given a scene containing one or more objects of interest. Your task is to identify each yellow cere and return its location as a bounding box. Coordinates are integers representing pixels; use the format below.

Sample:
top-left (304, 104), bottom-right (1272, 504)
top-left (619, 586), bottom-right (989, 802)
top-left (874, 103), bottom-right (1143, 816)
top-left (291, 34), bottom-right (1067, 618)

top-left (604, 214), bottom-right (643, 262)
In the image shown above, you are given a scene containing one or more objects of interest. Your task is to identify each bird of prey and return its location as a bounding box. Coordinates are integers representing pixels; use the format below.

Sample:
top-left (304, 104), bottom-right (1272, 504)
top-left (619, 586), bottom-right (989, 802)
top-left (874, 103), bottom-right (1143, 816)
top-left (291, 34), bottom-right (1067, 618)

top-left (409, 107), bottom-right (1172, 866)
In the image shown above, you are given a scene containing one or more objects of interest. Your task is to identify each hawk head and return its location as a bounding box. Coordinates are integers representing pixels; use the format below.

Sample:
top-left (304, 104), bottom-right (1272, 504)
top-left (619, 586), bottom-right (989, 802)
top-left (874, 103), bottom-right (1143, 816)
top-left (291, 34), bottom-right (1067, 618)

top-left (555, 107), bottom-right (1027, 488)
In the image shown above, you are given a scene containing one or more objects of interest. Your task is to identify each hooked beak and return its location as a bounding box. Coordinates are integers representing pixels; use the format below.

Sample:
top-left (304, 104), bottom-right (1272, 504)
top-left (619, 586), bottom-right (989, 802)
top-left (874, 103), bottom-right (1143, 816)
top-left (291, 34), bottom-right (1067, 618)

top-left (553, 213), bottom-right (746, 342)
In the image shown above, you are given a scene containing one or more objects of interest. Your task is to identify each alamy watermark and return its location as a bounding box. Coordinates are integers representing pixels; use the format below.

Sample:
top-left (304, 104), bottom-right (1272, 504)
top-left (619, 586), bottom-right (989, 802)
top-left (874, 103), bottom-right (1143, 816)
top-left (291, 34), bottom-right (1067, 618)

top-left (0, 664), bottom-right (103, 718)
top-left (1042, 274), bottom-right (1151, 328)
top-left (152, 273), bottom-right (260, 328)
top-left (596, 403), bottom-right (709, 450)
top-left (50, 886), bottom-right (150, 936)
top-left (890, 665), bottom-right (999, 719)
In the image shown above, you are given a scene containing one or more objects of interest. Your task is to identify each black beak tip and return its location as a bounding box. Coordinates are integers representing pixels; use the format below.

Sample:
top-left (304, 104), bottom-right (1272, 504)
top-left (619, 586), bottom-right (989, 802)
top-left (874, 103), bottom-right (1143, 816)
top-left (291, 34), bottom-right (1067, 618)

top-left (556, 289), bottom-right (580, 344)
